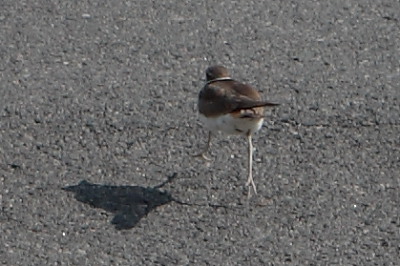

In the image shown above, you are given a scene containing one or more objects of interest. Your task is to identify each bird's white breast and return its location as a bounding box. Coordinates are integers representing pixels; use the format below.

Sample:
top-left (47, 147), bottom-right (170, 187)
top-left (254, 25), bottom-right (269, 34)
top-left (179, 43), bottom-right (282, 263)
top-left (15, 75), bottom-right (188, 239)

top-left (199, 114), bottom-right (263, 135)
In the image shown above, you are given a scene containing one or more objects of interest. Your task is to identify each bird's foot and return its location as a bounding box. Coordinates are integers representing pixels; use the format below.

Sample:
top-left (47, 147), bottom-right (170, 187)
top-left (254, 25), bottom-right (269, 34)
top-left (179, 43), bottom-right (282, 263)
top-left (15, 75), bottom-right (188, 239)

top-left (246, 177), bottom-right (257, 198)
top-left (192, 152), bottom-right (212, 161)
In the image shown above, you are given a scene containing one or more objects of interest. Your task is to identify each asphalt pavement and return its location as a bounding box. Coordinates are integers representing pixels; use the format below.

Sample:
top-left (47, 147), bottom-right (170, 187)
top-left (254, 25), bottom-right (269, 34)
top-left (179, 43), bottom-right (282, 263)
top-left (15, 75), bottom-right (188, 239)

top-left (1, 0), bottom-right (399, 265)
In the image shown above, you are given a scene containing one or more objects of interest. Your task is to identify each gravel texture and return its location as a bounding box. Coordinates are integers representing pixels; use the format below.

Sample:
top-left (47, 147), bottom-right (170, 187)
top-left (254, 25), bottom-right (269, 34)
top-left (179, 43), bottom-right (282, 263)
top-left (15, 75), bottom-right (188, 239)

top-left (1, 0), bottom-right (399, 265)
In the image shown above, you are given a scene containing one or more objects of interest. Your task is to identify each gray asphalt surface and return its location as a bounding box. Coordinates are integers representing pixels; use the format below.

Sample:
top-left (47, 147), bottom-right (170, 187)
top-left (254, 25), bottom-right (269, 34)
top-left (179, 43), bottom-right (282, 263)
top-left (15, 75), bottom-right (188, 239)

top-left (1, 0), bottom-right (399, 265)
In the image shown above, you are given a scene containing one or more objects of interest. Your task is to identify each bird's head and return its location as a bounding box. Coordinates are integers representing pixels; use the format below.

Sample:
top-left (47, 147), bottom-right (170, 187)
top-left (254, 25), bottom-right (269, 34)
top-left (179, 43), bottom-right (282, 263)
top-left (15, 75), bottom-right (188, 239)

top-left (205, 65), bottom-right (230, 81)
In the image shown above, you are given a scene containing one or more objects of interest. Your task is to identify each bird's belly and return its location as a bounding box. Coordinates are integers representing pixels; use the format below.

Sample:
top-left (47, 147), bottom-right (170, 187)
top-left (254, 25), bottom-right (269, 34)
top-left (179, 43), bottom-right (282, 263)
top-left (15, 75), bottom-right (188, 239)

top-left (199, 114), bottom-right (263, 135)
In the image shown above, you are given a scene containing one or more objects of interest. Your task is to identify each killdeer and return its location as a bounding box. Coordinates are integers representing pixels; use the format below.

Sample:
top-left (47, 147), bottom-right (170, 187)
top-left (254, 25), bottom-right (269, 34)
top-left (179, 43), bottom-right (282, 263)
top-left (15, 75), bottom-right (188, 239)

top-left (196, 65), bottom-right (279, 196)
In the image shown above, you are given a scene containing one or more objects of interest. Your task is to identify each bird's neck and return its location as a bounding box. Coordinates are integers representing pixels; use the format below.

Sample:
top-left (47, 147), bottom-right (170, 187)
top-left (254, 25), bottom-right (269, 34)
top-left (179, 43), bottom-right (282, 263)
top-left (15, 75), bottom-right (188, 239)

top-left (206, 77), bottom-right (233, 85)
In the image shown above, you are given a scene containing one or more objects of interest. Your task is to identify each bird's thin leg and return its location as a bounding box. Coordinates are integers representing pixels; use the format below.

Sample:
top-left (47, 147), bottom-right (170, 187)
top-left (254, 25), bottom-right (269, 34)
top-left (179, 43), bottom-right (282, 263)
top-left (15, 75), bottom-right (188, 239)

top-left (193, 131), bottom-right (212, 161)
top-left (246, 133), bottom-right (257, 197)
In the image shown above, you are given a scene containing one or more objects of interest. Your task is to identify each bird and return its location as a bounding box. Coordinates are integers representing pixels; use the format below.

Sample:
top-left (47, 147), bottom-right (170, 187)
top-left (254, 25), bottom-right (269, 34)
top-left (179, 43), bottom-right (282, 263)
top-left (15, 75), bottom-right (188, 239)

top-left (195, 65), bottom-right (279, 197)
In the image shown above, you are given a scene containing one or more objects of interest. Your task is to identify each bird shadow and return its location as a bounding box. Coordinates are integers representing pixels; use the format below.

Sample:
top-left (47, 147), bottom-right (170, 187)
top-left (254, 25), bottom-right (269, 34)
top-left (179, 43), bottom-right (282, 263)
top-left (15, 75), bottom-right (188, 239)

top-left (62, 173), bottom-right (179, 230)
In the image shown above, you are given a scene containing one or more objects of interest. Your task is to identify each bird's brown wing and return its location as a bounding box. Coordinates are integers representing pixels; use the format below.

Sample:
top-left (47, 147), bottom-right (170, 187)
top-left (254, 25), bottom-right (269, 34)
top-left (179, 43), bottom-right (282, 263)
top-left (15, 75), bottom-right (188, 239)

top-left (198, 80), bottom-right (279, 117)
